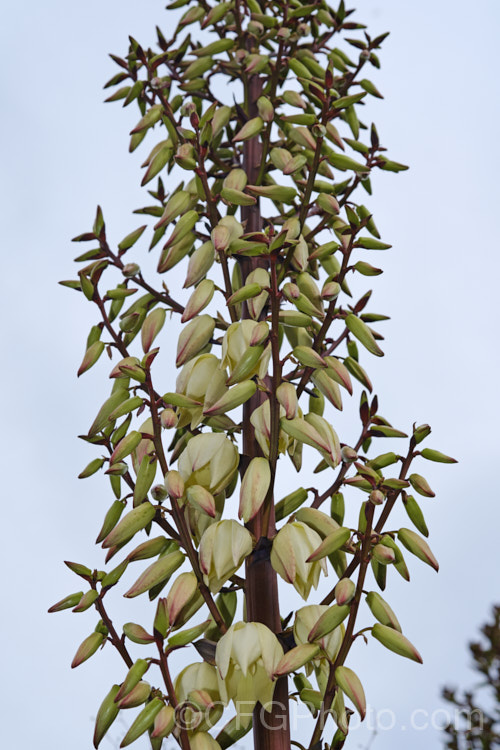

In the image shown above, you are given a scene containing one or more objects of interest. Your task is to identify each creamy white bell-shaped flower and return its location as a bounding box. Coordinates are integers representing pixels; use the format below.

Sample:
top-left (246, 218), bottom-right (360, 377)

top-left (178, 432), bottom-right (239, 495)
top-left (215, 621), bottom-right (284, 721)
top-left (270, 521), bottom-right (327, 600)
top-left (175, 354), bottom-right (228, 429)
top-left (250, 399), bottom-right (294, 457)
top-left (199, 520), bottom-right (253, 593)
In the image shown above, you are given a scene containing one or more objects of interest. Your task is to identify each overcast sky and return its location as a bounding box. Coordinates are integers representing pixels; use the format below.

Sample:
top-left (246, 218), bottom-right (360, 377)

top-left (2, 1), bottom-right (500, 749)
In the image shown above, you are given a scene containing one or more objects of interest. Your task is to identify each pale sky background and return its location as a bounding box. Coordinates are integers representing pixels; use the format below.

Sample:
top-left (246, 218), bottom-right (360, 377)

top-left (2, 1), bottom-right (500, 749)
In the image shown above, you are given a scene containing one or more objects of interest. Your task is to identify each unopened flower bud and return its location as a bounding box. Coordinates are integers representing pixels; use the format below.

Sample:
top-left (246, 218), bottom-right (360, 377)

top-left (369, 489), bottom-right (385, 505)
top-left (151, 484), bottom-right (168, 502)
top-left (165, 470), bottom-right (185, 500)
top-left (161, 408), bottom-right (178, 429)
top-left (122, 263), bottom-right (140, 278)
top-left (341, 446), bottom-right (358, 463)
top-left (372, 543), bottom-right (396, 564)
top-left (335, 578), bottom-right (356, 606)
top-left (294, 604), bottom-right (342, 661)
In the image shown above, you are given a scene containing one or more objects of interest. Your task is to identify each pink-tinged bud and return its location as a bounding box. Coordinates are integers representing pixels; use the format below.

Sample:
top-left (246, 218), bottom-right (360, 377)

top-left (317, 193), bottom-right (340, 214)
top-left (397, 528), bottom-right (439, 571)
top-left (118, 681), bottom-right (151, 709)
top-left (151, 705), bottom-right (175, 739)
top-left (293, 345), bottom-right (327, 369)
top-left (321, 281), bottom-right (341, 300)
top-left (122, 623), bottom-right (155, 644)
top-left (165, 470), bottom-right (185, 500)
top-left (273, 643), bottom-right (320, 677)
top-left (249, 321), bottom-right (269, 346)
top-left (160, 408), bottom-right (178, 429)
top-left (372, 623), bottom-right (423, 663)
top-left (335, 578), bottom-right (356, 606)
top-left (294, 604), bottom-right (343, 661)
top-left (141, 308), bottom-right (166, 353)
top-left (276, 382), bottom-right (298, 419)
top-left (78, 341), bottom-right (104, 377)
top-left (282, 282), bottom-right (300, 300)
top-left (123, 550), bottom-right (184, 598)
top-left (372, 543), bottom-right (396, 564)
top-left (188, 689), bottom-right (215, 711)
top-left (72, 589), bottom-right (99, 612)
top-left (181, 279), bottom-right (215, 323)
top-left (109, 431), bottom-right (142, 465)
top-left (166, 571), bottom-right (198, 627)
top-left (176, 314), bottom-right (215, 367)
top-left (186, 485), bottom-right (216, 517)
top-left (324, 356), bottom-right (353, 394)
top-left (369, 489), bottom-right (385, 505)
top-left (71, 632), bottom-right (105, 668)
top-left (48, 591), bottom-right (84, 613)
top-left (335, 666), bottom-right (366, 720)
top-left (239, 457), bottom-right (271, 522)
top-left (408, 473), bottom-right (436, 498)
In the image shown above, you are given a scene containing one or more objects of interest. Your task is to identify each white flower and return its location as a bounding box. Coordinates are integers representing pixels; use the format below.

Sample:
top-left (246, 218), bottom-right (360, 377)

top-left (215, 622), bottom-right (284, 722)
top-left (271, 521), bottom-right (327, 599)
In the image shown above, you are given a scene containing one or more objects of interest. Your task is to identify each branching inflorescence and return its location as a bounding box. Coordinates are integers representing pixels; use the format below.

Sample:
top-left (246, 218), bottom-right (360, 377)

top-left (51, 2), bottom-right (456, 749)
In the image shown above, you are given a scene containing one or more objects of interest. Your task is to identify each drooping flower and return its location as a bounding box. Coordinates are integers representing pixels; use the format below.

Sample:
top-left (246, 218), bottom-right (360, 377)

top-left (174, 662), bottom-right (222, 733)
top-left (215, 621), bottom-right (284, 723)
top-left (175, 354), bottom-right (228, 429)
top-left (178, 432), bottom-right (239, 496)
top-left (271, 521), bottom-right (327, 599)
top-left (199, 520), bottom-right (253, 593)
